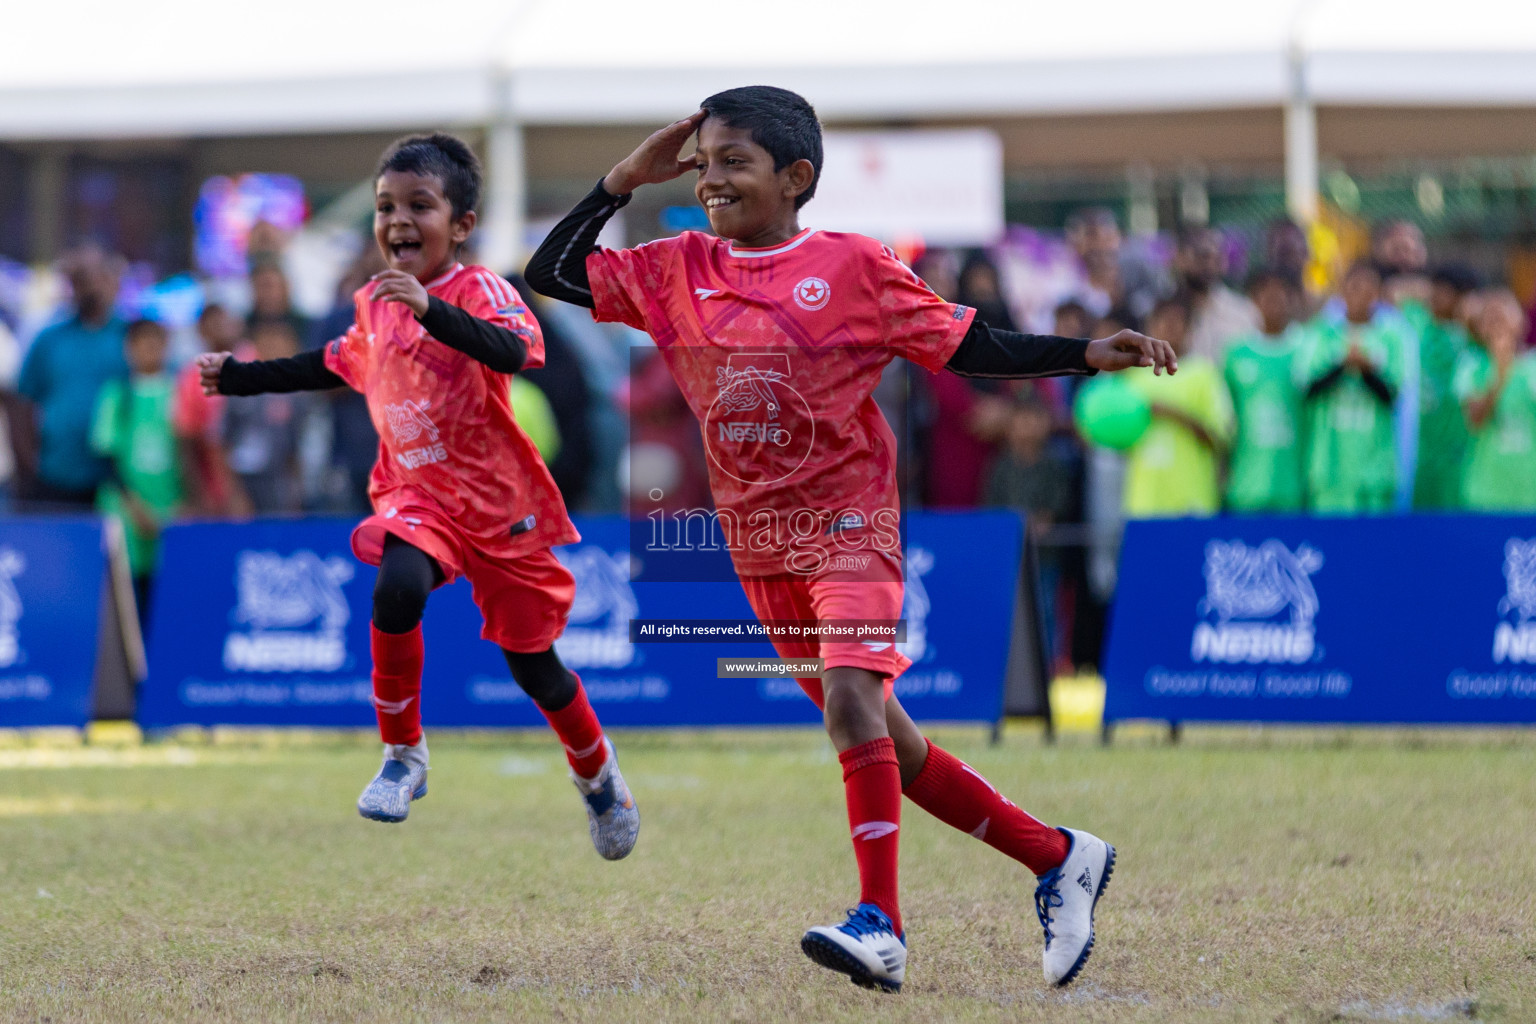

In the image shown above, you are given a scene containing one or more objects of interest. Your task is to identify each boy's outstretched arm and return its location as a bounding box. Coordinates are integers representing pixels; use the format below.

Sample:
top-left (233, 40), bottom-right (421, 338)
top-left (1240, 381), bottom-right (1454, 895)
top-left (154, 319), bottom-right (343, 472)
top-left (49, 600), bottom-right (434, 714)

top-left (945, 323), bottom-right (1177, 380)
top-left (525, 112), bottom-right (705, 307)
top-left (199, 349), bottom-right (344, 396)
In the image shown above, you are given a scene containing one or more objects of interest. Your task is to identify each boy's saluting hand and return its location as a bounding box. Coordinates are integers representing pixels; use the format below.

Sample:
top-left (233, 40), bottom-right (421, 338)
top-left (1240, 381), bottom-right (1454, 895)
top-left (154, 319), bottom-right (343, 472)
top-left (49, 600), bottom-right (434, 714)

top-left (371, 269), bottom-right (430, 317)
top-left (1085, 329), bottom-right (1179, 376)
top-left (604, 111), bottom-right (708, 195)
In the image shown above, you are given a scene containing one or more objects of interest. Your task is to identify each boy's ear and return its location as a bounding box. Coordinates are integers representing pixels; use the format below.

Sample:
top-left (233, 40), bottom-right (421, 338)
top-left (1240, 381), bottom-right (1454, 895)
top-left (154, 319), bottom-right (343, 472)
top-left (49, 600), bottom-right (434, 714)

top-left (782, 159), bottom-right (816, 203)
top-left (451, 209), bottom-right (478, 247)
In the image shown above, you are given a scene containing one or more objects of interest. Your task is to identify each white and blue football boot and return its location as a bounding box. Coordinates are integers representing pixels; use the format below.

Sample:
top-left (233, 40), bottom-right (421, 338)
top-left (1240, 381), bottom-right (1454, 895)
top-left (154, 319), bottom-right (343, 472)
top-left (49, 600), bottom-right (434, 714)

top-left (571, 738), bottom-right (639, 860)
top-left (356, 742), bottom-right (428, 823)
top-left (1035, 827), bottom-right (1115, 987)
top-left (801, 903), bottom-right (907, 992)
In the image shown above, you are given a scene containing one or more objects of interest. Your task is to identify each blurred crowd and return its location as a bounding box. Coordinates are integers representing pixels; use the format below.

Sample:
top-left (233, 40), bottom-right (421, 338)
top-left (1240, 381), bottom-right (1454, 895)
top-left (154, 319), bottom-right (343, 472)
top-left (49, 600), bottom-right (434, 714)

top-left (910, 213), bottom-right (1536, 670)
top-left (2, 210), bottom-right (1534, 666)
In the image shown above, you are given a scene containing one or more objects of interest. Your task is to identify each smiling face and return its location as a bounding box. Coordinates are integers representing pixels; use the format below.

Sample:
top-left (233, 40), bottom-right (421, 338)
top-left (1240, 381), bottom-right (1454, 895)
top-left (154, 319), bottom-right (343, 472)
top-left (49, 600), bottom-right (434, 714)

top-left (693, 118), bottom-right (812, 248)
top-left (374, 170), bottom-right (475, 281)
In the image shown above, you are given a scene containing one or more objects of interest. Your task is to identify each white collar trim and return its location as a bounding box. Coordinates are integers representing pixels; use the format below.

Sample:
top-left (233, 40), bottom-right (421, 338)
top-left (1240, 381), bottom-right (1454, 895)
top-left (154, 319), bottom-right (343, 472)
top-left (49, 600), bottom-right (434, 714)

top-left (727, 230), bottom-right (816, 259)
top-left (425, 263), bottom-right (463, 289)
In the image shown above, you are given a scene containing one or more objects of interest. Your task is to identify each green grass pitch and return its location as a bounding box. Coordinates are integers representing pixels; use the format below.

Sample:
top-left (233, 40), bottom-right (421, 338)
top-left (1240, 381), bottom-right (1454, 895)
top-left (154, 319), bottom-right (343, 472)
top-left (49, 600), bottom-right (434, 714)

top-left (2, 726), bottom-right (1534, 1022)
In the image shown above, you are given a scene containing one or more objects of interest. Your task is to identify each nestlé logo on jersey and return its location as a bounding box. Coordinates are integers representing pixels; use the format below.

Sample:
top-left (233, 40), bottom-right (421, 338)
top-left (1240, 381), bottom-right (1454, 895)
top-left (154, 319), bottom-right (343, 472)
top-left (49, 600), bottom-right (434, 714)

top-left (222, 550), bottom-right (355, 672)
top-left (1191, 539), bottom-right (1323, 664)
top-left (704, 353), bottom-right (815, 487)
top-left (1494, 538), bottom-right (1536, 664)
top-left (386, 399), bottom-right (447, 470)
top-left (0, 547), bottom-right (25, 669)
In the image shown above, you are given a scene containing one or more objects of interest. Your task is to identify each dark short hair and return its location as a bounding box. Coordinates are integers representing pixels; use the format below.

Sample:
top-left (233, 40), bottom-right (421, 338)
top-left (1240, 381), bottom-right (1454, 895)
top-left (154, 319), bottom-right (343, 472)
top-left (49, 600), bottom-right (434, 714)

top-left (125, 317), bottom-right (166, 340)
top-left (1177, 225), bottom-right (1222, 252)
top-left (1150, 293), bottom-right (1193, 322)
top-left (249, 314), bottom-right (297, 333)
top-left (1099, 304), bottom-right (1142, 333)
top-left (376, 132), bottom-right (482, 219)
top-left (1245, 266), bottom-right (1298, 295)
top-left (1054, 298), bottom-right (1090, 321)
top-left (1345, 259), bottom-right (1382, 283)
top-left (699, 86), bottom-right (823, 209)
top-left (1430, 261), bottom-right (1481, 294)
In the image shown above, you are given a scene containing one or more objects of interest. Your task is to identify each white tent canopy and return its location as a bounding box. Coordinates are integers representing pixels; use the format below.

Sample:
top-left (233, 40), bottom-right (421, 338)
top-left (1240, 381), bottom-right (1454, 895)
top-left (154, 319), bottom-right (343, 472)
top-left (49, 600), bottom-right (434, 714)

top-left (7, 0), bottom-right (1536, 137)
top-left (8, 0), bottom-right (1536, 264)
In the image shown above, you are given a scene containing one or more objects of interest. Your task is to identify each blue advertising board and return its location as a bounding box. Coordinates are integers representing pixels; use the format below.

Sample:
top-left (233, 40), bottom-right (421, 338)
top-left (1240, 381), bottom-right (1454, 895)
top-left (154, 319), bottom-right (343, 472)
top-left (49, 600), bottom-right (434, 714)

top-left (1103, 515), bottom-right (1536, 727)
top-left (0, 517), bottom-right (108, 728)
top-left (138, 512), bottom-right (1021, 729)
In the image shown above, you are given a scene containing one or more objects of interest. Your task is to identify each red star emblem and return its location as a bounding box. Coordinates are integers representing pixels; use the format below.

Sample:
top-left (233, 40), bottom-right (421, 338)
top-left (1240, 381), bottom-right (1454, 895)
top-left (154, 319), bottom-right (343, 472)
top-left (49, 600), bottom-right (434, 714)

top-left (794, 277), bottom-right (830, 310)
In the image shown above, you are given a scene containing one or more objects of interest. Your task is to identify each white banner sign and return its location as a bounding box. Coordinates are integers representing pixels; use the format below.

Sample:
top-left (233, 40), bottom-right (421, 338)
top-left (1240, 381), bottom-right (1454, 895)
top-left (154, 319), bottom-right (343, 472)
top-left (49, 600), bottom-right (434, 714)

top-left (810, 129), bottom-right (1004, 246)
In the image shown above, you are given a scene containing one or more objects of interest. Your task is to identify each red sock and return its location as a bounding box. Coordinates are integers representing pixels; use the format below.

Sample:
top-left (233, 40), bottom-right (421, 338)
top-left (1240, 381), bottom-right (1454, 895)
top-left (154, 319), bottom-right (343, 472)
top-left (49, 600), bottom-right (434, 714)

top-left (903, 739), bottom-right (1069, 876)
top-left (839, 737), bottom-right (903, 935)
top-left (371, 624), bottom-right (424, 746)
top-left (539, 674), bottom-right (609, 778)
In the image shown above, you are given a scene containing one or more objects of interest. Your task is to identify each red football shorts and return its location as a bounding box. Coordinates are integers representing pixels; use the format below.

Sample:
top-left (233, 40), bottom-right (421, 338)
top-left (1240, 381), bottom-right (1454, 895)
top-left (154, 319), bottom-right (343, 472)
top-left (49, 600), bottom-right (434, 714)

top-left (736, 552), bottom-right (910, 709)
top-left (353, 506), bottom-right (574, 653)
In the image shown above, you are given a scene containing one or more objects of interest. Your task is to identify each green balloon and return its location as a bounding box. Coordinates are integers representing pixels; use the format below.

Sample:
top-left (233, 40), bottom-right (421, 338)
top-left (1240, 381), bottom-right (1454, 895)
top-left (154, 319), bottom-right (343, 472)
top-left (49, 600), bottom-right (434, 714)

top-left (1074, 376), bottom-right (1151, 451)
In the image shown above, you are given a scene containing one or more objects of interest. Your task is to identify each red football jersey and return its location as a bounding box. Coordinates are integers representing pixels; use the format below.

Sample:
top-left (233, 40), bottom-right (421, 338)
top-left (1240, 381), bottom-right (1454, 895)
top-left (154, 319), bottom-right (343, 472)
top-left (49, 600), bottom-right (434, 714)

top-left (323, 263), bottom-right (578, 561)
top-left (588, 229), bottom-right (973, 576)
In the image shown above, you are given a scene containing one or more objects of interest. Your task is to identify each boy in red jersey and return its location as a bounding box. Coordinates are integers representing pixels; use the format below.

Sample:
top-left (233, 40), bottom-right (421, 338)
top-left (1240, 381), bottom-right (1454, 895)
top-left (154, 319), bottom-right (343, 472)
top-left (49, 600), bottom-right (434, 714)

top-left (527, 88), bottom-right (1175, 989)
top-left (199, 134), bottom-right (638, 859)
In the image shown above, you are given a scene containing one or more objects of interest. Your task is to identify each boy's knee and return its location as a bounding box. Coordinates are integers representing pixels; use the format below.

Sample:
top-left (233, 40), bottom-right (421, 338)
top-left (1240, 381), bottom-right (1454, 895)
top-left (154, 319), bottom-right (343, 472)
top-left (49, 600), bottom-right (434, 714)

top-left (502, 647), bottom-right (577, 710)
top-left (821, 667), bottom-right (888, 748)
top-left (372, 577), bottom-right (428, 633)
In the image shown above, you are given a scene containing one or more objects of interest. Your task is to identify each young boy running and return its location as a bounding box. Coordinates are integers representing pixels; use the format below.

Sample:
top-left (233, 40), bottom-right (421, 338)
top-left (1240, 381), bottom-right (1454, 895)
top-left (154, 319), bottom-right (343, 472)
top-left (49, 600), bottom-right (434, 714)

top-left (526, 87), bottom-right (1176, 991)
top-left (199, 133), bottom-right (639, 859)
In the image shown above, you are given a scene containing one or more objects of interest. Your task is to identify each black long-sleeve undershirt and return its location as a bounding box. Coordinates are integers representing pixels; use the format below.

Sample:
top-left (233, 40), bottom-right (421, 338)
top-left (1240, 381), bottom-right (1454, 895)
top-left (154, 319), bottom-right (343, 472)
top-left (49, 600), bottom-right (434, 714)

top-left (415, 295), bottom-right (528, 374)
top-left (947, 323), bottom-right (1092, 378)
top-left (218, 347), bottom-right (342, 395)
top-left (524, 179), bottom-right (629, 308)
top-left (218, 295), bottom-right (529, 396)
top-left (523, 180), bottom-right (1094, 380)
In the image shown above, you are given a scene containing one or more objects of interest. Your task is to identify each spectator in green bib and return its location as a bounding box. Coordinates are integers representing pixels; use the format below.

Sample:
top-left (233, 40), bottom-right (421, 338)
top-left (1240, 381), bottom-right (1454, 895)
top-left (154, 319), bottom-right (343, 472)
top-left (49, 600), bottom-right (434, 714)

top-left (1456, 289), bottom-right (1536, 512)
top-left (90, 318), bottom-right (184, 626)
top-left (1299, 262), bottom-right (1406, 514)
top-left (1223, 268), bottom-right (1306, 513)
top-left (1122, 295), bottom-right (1231, 518)
top-left (1401, 263), bottom-right (1478, 509)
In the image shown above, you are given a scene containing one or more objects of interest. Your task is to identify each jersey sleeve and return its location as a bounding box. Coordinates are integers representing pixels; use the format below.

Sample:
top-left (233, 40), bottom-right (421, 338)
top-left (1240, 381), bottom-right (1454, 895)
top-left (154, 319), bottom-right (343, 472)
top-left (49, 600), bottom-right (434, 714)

top-left (1374, 326), bottom-right (1406, 388)
top-left (456, 269), bottom-right (546, 372)
top-left (322, 311), bottom-right (370, 393)
top-left (586, 242), bottom-right (670, 332)
top-left (89, 379), bottom-right (124, 458)
top-left (1453, 349), bottom-right (1488, 403)
top-left (872, 243), bottom-right (976, 372)
top-left (1297, 326), bottom-right (1338, 386)
top-left (1206, 366), bottom-right (1236, 440)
